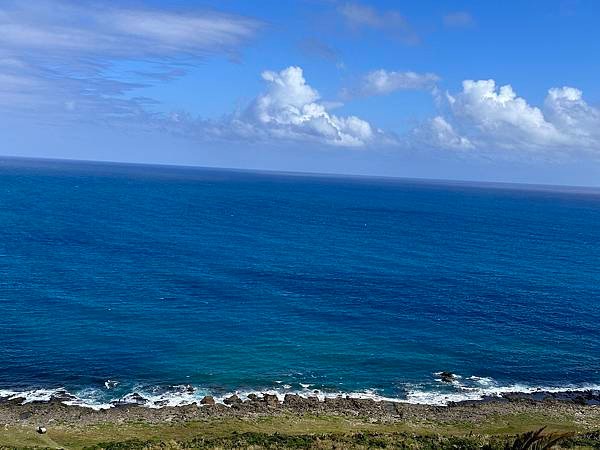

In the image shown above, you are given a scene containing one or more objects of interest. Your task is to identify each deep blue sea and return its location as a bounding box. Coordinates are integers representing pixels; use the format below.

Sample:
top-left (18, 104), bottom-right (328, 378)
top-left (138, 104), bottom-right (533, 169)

top-left (1, 158), bottom-right (599, 408)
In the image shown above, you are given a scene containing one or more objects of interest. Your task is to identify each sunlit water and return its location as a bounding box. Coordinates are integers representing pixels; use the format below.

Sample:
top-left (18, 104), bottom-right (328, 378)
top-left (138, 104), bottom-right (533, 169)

top-left (1, 158), bottom-right (599, 408)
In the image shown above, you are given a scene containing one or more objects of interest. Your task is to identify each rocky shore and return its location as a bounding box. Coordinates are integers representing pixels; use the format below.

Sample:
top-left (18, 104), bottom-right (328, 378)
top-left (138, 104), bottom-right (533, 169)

top-left (1, 390), bottom-right (600, 449)
top-left (1, 389), bottom-right (599, 427)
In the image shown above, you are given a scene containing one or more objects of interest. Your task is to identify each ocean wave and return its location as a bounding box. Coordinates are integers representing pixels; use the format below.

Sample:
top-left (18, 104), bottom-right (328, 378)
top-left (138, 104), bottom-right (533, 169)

top-left (1, 374), bottom-right (599, 409)
top-left (403, 375), bottom-right (600, 406)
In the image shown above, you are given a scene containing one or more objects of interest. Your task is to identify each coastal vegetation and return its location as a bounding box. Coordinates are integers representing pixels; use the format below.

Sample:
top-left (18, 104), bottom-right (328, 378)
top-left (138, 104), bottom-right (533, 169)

top-left (0, 395), bottom-right (599, 449)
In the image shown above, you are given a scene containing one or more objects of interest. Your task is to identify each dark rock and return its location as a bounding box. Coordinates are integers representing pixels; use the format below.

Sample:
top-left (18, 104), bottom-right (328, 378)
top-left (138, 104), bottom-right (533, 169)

top-left (353, 398), bottom-right (376, 408)
top-left (247, 393), bottom-right (259, 402)
top-left (172, 384), bottom-right (195, 394)
top-left (324, 396), bottom-right (345, 408)
top-left (19, 412), bottom-right (33, 420)
top-left (115, 392), bottom-right (146, 406)
top-left (283, 394), bottom-right (304, 407)
top-left (440, 371), bottom-right (455, 383)
top-left (200, 395), bottom-right (215, 405)
top-left (50, 390), bottom-right (77, 402)
top-left (5, 396), bottom-right (26, 406)
top-left (262, 393), bottom-right (279, 407)
top-left (223, 394), bottom-right (242, 405)
top-left (130, 393), bottom-right (147, 403)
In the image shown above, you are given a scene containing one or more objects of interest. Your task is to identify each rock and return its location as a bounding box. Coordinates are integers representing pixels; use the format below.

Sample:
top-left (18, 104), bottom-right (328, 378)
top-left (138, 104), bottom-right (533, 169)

top-left (223, 394), bottom-right (242, 405)
top-left (440, 371), bottom-right (455, 383)
top-left (36, 426), bottom-right (47, 434)
top-left (50, 390), bottom-right (77, 402)
top-left (283, 394), bottom-right (304, 406)
top-left (178, 384), bottom-right (195, 394)
top-left (200, 395), bottom-right (215, 405)
top-left (104, 380), bottom-right (119, 389)
top-left (247, 393), bottom-right (259, 402)
top-left (129, 393), bottom-right (147, 404)
top-left (262, 393), bottom-right (279, 407)
top-left (113, 392), bottom-right (147, 406)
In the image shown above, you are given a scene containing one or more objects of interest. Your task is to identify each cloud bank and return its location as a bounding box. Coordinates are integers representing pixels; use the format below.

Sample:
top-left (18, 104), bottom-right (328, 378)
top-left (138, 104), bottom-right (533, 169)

top-left (175, 66), bottom-right (383, 148)
top-left (414, 79), bottom-right (600, 158)
top-left (2, 0), bottom-right (598, 162)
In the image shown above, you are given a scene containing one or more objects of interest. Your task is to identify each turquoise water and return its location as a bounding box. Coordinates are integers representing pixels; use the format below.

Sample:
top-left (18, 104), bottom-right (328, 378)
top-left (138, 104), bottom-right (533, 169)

top-left (0, 158), bottom-right (599, 407)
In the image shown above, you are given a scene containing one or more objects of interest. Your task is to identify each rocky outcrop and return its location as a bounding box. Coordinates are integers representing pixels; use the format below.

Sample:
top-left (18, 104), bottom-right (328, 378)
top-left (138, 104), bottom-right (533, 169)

top-left (440, 371), bottom-right (455, 383)
top-left (262, 394), bottom-right (279, 407)
top-left (200, 396), bottom-right (215, 405)
top-left (223, 394), bottom-right (242, 405)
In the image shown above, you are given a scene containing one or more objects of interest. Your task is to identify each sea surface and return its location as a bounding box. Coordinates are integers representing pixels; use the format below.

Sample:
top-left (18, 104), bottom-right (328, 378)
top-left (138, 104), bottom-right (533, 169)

top-left (1, 158), bottom-right (599, 408)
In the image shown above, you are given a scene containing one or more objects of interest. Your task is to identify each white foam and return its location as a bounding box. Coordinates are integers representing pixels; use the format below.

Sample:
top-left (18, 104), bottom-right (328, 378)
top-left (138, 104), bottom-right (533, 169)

top-left (0, 388), bottom-right (61, 404)
top-left (403, 379), bottom-right (600, 406)
top-left (213, 387), bottom-right (403, 405)
top-left (2, 377), bottom-right (599, 409)
top-left (104, 380), bottom-right (119, 390)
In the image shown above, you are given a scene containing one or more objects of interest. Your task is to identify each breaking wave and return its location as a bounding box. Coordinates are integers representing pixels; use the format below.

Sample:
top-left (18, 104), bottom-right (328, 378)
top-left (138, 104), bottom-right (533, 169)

top-left (1, 373), bottom-right (599, 409)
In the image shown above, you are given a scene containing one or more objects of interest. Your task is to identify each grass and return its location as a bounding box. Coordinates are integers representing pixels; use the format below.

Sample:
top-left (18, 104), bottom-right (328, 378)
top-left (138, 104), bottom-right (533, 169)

top-left (0, 413), bottom-right (598, 449)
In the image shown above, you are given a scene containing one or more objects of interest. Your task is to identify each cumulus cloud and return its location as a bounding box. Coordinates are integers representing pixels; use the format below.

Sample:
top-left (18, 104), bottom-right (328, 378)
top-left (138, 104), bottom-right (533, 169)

top-left (414, 79), bottom-right (600, 158)
top-left (165, 66), bottom-right (385, 148)
top-left (356, 69), bottom-right (439, 96)
top-left (242, 66), bottom-right (377, 147)
top-left (544, 87), bottom-right (600, 146)
top-left (447, 80), bottom-right (564, 150)
top-left (338, 2), bottom-right (419, 45)
top-left (412, 116), bottom-right (473, 151)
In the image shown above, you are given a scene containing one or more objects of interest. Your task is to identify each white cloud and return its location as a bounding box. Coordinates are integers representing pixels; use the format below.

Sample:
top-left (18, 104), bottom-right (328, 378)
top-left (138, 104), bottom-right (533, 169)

top-left (544, 86), bottom-right (600, 146)
top-left (0, 1), bottom-right (260, 60)
top-left (447, 80), bottom-right (564, 149)
top-left (358, 69), bottom-right (439, 96)
top-left (0, 0), bottom-right (261, 119)
top-left (244, 66), bottom-right (375, 147)
top-left (415, 79), bottom-right (600, 158)
top-left (413, 116), bottom-right (473, 151)
top-left (166, 66), bottom-right (385, 148)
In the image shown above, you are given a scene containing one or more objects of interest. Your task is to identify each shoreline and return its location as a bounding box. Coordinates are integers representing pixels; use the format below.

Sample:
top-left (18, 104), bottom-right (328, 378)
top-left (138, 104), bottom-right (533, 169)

top-left (2, 385), bottom-right (600, 411)
top-left (1, 388), bottom-right (599, 423)
top-left (1, 390), bottom-right (599, 449)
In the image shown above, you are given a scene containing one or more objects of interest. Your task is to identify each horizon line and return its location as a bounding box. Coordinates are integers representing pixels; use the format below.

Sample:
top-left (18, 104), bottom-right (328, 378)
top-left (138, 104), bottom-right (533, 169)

top-left (2, 154), bottom-right (600, 193)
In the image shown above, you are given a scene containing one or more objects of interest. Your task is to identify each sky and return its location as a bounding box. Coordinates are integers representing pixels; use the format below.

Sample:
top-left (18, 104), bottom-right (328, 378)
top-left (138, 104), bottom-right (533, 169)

top-left (1, 0), bottom-right (600, 185)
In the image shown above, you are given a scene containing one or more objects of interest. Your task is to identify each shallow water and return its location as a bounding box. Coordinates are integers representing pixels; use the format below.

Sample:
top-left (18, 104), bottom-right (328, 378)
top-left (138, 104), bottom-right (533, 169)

top-left (1, 158), bottom-right (599, 408)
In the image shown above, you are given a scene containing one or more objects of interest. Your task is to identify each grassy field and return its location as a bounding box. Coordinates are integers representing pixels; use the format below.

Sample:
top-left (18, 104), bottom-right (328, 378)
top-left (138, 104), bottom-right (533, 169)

top-left (1, 412), bottom-right (599, 449)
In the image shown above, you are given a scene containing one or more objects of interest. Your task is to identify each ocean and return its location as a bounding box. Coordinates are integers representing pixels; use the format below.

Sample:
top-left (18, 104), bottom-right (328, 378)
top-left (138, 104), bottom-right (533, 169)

top-left (0, 157), bottom-right (599, 408)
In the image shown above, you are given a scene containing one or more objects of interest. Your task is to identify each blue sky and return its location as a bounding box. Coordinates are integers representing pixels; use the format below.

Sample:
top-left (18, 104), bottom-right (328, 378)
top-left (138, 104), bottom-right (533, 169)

top-left (1, 0), bottom-right (600, 185)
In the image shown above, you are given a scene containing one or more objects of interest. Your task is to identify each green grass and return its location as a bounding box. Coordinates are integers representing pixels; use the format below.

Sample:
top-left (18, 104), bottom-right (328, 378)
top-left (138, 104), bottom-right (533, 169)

top-left (0, 413), bottom-right (598, 449)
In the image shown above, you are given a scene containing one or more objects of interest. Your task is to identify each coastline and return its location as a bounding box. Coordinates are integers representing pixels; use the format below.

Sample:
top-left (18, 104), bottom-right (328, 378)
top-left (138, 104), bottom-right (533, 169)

top-left (1, 391), bottom-right (599, 449)
top-left (2, 381), bottom-right (600, 410)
